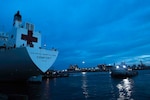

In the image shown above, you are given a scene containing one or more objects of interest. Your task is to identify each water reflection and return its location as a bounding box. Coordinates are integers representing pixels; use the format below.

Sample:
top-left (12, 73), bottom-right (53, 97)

top-left (42, 78), bottom-right (50, 100)
top-left (81, 72), bottom-right (89, 98)
top-left (116, 78), bottom-right (134, 100)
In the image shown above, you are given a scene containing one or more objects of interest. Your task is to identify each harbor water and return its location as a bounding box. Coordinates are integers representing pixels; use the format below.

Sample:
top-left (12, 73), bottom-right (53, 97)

top-left (0, 70), bottom-right (150, 100)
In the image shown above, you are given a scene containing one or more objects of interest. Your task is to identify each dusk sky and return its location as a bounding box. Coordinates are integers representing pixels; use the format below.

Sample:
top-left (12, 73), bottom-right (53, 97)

top-left (1, 0), bottom-right (150, 70)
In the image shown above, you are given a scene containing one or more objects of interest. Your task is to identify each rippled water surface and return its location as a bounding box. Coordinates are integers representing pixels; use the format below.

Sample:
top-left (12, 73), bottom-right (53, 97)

top-left (0, 70), bottom-right (150, 100)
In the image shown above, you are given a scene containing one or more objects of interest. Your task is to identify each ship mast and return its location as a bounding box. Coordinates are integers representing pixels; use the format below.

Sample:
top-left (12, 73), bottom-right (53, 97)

top-left (13, 11), bottom-right (22, 28)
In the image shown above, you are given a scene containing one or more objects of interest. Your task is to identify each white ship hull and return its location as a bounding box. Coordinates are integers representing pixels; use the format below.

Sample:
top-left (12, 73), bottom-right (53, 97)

top-left (0, 47), bottom-right (58, 81)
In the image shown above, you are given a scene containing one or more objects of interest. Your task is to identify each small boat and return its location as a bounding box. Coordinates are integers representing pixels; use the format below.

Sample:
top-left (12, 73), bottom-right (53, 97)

top-left (110, 63), bottom-right (138, 78)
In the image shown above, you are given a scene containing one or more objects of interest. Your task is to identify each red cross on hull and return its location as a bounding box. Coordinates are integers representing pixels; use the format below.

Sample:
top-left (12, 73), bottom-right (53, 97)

top-left (21, 30), bottom-right (38, 47)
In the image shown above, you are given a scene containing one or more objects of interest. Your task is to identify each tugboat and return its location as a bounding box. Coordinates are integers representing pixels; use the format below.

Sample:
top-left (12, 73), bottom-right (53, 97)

top-left (110, 63), bottom-right (138, 78)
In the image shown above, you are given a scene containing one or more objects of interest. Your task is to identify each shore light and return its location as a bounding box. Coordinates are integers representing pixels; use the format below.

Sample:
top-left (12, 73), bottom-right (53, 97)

top-left (123, 65), bottom-right (126, 68)
top-left (116, 66), bottom-right (119, 69)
